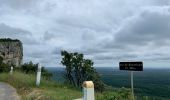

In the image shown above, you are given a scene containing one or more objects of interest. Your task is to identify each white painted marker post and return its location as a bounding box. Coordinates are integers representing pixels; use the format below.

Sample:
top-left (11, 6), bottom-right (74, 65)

top-left (83, 81), bottom-right (95, 100)
top-left (131, 71), bottom-right (135, 100)
top-left (10, 66), bottom-right (13, 75)
top-left (36, 64), bottom-right (42, 86)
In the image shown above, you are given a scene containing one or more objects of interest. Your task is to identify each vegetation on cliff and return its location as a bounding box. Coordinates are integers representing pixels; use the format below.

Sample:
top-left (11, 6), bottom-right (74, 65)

top-left (0, 38), bottom-right (21, 42)
top-left (0, 56), bottom-right (10, 73)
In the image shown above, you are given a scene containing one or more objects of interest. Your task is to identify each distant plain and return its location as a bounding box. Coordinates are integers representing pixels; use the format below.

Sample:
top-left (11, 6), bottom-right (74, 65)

top-left (46, 67), bottom-right (170, 99)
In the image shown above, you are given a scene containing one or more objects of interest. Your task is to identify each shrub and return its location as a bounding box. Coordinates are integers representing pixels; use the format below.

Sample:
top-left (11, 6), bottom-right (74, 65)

top-left (0, 56), bottom-right (11, 73)
top-left (21, 61), bottom-right (53, 80)
top-left (21, 61), bottom-right (38, 74)
top-left (0, 63), bottom-right (11, 73)
top-left (97, 88), bottom-right (132, 100)
top-left (0, 56), bottom-right (3, 64)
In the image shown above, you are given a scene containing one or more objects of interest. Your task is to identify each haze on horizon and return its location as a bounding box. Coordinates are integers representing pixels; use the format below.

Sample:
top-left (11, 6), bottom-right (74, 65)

top-left (0, 0), bottom-right (170, 68)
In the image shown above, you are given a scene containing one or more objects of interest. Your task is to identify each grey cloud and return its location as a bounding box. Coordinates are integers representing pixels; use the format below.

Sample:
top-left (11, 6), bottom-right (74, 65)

top-left (27, 50), bottom-right (48, 59)
top-left (56, 17), bottom-right (112, 33)
top-left (0, 23), bottom-right (31, 36)
top-left (52, 0), bottom-right (153, 33)
top-left (101, 7), bottom-right (170, 49)
top-left (0, 23), bottom-right (39, 45)
top-left (80, 48), bottom-right (107, 55)
top-left (93, 7), bottom-right (170, 63)
top-left (94, 53), bottom-right (138, 61)
top-left (94, 55), bottom-right (115, 60)
top-left (81, 30), bottom-right (95, 41)
top-left (0, 0), bottom-right (38, 9)
top-left (50, 6), bottom-right (170, 63)
top-left (1, 0), bottom-right (170, 67)
top-left (52, 47), bottom-right (62, 55)
top-left (153, 0), bottom-right (170, 6)
top-left (43, 31), bottom-right (56, 41)
top-left (144, 55), bottom-right (170, 61)
top-left (155, 57), bottom-right (170, 61)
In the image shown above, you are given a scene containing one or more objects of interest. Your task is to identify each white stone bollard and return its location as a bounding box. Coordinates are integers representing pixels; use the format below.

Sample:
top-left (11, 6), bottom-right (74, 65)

top-left (36, 64), bottom-right (42, 86)
top-left (83, 81), bottom-right (95, 100)
top-left (10, 66), bottom-right (13, 75)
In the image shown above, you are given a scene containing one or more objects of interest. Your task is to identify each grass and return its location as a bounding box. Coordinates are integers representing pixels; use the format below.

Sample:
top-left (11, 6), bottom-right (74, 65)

top-left (1, 70), bottom-right (169, 100)
top-left (0, 71), bottom-right (82, 100)
top-left (0, 71), bottom-right (135, 100)
top-left (96, 88), bottom-right (133, 100)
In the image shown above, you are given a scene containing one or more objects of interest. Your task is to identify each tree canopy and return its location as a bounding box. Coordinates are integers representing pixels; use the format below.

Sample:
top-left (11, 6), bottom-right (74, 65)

top-left (61, 50), bottom-right (104, 92)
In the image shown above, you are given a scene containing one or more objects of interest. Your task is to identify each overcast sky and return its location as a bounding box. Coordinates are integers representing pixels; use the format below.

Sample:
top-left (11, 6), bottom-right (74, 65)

top-left (0, 0), bottom-right (170, 68)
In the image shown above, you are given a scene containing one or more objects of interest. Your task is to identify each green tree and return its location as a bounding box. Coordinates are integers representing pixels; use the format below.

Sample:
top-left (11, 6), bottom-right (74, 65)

top-left (61, 50), bottom-right (105, 92)
top-left (0, 56), bottom-right (3, 65)
top-left (61, 51), bottom-right (75, 86)
top-left (21, 61), bottom-right (38, 74)
top-left (0, 56), bottom-right (11, 73)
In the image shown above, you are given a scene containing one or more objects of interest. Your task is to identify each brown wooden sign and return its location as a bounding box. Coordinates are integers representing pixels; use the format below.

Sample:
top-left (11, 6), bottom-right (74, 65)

top-left (119, 62), bottom-right (143, 71)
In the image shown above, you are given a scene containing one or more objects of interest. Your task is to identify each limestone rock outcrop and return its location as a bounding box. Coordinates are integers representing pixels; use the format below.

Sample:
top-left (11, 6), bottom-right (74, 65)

top-left (0, 38), bottom-right (23, 67)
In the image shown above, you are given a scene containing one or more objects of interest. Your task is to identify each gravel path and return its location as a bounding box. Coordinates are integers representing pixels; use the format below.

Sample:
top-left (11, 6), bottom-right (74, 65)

top-left (0, 82), bottom-right (20, 100)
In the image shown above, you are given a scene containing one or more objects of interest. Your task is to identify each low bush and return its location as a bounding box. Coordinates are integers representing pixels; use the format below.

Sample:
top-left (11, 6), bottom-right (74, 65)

top-left (97, 88), bottom-right (132, 100)
top-left (21, 61), bottom-right (53, 80)
top-left (0, 56), bottom-right (11, 73)
top-left (0, 63), bottom-right (11, 73)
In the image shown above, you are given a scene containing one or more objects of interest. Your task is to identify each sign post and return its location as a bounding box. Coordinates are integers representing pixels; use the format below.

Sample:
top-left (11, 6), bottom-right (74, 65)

top-left (119, 62), bottom-right (143, 100)
top-left (131, 71), bottom-right (134, 100)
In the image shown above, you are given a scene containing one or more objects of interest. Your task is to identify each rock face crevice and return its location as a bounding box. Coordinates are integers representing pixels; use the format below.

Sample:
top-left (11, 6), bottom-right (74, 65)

top-left (0, 39), bottom-right (23, 67)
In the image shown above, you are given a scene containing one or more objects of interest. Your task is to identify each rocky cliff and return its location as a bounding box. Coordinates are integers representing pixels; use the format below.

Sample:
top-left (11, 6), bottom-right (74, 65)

top-left (0, 38), bottom-right (23, 67)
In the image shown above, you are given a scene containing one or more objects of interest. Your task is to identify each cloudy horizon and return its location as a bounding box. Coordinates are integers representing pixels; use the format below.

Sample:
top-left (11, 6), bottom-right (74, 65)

top-left (1, 0), bottom-right (170, 68)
